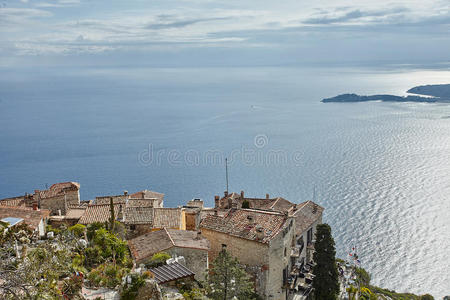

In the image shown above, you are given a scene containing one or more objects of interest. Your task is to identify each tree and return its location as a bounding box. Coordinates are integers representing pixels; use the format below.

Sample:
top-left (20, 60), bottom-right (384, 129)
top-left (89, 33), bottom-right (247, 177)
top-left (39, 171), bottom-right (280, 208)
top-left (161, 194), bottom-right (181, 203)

top-left (312, 223), bottom-right (339, 300)
top-left (206, 249), bottom-right (255, 300)
top-left (69, 224), bottom-right (86, 238)
top-left (241, 200), bottom-right (250, 209)
top-left (109, 197), bottom-right (115, 231)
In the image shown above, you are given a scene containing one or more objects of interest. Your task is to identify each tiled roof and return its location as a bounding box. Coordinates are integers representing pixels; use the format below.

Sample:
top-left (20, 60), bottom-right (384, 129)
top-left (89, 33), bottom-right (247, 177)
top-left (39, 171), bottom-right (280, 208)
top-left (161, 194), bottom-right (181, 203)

top-left (150, 262), bottom-right (195, 284)
top-left (200, 209), bottom-right (288, 243)
top-left (38, 182), bottom-right (80, 199)
top-left (128, 229), bottom-right (174, 262)
top-left (166, 229), bottom-right (209, 250)
top-left (153, 208), bottom-right (181, 228)
top-left (0, 206), bottom-right (50, 231)
top-left (78, 204), bottom-right (122, 224)
top-left (0, 196), bottom-right (26, 207)
top-left (130, 190), bottom-right (164, 201)
top-left (219, 192), bottom-right (295, 212)
top-left (267, 197), bottom-right (295, 211)
top-left (95, 195), bottom-right (127, 205)
top-left (291, 201), bottom-right (324, 234)
top-left (128, 228), bottom-right (209, 262)
top-left (65, 208), bottom-right (86, 220)
top-left (127, 199), bottom-right (158, 207)
top-left (124, 207), bottom-right (154, 225)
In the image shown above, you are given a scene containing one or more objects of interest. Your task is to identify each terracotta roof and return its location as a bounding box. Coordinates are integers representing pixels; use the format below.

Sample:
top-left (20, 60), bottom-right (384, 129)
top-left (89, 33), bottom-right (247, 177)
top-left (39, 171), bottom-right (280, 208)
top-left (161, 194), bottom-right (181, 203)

top-left (65, 208), bottom-right (86, 220)
top-left (124, 207), bottom-right (154, 225)
top-left (267, 197), bottom-right (295, 211)
top-left (200, 209), bottom-right (288, 243)
top-left (38, 182), bottom-right (80, 199)
top-left (153, 208), bottom-right (181, 228)
top-left (95, 195), bottom-right (128, 205)
top-left (0, 206), bottom-right (50, 231)
top-left (128, 229), bottom-right (174, 262)
top-left (290, 201), bottom-right (324, 234)
top-left (0, 196), bottom-right (26, 207)
top-left (219, 192), bottom-right (295, 212)
top-left (78, 204), bottom-right (122, 224)
top-left (127, 199), bottom-right (159, 207)
top-left (130, 190), bottom-right (164, 201)
top-left (128, 228), bottom-right (209, 262)
top-left (150, 262), bottom-right (195, 284)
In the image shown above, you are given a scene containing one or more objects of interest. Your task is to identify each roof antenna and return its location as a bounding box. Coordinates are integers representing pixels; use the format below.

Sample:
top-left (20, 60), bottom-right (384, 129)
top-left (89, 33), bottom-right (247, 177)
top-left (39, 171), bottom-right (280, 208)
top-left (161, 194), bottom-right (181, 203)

top-left (313, 184), bottom-right (317, 202)
top-left (225, 158), bottom-right (229, 193)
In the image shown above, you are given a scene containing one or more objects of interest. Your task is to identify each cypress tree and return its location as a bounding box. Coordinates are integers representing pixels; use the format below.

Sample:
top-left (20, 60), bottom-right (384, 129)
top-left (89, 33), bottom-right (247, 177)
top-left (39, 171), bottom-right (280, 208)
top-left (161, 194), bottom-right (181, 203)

top-left (312, 223), bottom-right (339, 300)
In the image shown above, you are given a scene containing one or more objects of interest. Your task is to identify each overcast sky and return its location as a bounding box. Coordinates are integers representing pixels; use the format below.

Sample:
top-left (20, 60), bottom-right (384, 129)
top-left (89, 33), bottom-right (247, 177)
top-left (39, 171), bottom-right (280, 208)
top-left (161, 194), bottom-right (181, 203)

top-left (1, 0), bottom-right (449, 68)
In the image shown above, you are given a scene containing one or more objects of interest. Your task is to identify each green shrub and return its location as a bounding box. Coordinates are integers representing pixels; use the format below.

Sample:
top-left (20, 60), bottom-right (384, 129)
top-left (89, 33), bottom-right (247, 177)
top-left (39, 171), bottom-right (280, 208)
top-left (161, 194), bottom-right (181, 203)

top-left (145, 252), bottom-right (171, 268)
top-left (69, 224), bottom-right (86, 238)
top-left (120, 273), bottom-right (149, 300)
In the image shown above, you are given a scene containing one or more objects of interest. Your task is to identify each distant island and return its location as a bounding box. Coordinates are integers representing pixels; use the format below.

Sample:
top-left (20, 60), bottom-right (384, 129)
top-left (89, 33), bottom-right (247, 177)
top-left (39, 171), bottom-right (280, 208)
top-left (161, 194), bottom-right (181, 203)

top-left (322, 84), bottom-right (450, 103)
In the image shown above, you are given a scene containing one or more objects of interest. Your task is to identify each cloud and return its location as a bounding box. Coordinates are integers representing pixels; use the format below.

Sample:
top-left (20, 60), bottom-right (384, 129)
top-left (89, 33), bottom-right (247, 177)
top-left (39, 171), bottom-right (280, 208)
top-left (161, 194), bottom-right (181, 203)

top-left (35, 0), bottom-right (80, 8)
top-left (146, 16), bottom-right (232, 30)
top-left (303, 7), bottom-right (409, 25)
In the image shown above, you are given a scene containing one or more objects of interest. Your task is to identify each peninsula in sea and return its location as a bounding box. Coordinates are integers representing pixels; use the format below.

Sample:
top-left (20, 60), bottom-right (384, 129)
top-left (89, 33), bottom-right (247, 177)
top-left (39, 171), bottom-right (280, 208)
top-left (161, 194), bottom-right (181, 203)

top-left (322, 84), bottom-right (450, 103)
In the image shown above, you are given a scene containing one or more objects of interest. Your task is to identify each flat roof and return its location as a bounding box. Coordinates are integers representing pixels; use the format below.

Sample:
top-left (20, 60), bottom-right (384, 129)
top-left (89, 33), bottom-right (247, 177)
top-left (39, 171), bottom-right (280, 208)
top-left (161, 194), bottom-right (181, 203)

top-left (1, 217), bottom-right (24, 227)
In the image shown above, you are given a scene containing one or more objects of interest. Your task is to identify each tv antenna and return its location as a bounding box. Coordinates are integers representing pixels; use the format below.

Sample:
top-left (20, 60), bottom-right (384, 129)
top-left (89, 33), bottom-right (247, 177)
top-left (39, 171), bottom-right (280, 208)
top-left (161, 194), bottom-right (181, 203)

top-left (225, 158), bottom-right (229, 193)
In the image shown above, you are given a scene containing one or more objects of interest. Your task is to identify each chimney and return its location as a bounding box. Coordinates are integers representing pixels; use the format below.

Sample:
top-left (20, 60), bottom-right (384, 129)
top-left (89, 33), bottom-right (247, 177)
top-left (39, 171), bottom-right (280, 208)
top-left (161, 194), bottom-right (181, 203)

top-left (214, 195), bottom-right (220, 208)
top-left (224, 191), bottom-right (228, 197)
top-left (247, 215), bottom-right (254, 224)
top-left (231, 201), bottom-right (238, 209)
top-left (195, 231), bottom-right (202, 240)
top-left (32, 203), bottom-right (38, 211)
top-left (240, 190), bottom-right (244, 199)
top-left (266, 193), bottom-right (270, 199)
top-left (255, 225), bottom-right (265, 240)
top-left (214, 209), bottom-right (218, 216)
top-left (117, 204), bottom-right (124, 222)
top-left (58, 209), bottom-right (62, 216)
top-left (124, 190), bottom-right (128, 196)
top-left (293, 204), bottom-right (297, 212)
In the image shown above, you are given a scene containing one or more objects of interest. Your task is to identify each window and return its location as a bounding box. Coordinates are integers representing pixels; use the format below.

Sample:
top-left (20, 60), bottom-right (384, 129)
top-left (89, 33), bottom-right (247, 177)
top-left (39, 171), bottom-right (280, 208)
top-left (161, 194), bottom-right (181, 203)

top-left (221, 244), bottom-right (227, 250)
top-left (284, 247), bottom-right (287, 257)
top-left (307, 228), bottom-right (313, 244)
top-left (130, 225), bottom-right (136, 230)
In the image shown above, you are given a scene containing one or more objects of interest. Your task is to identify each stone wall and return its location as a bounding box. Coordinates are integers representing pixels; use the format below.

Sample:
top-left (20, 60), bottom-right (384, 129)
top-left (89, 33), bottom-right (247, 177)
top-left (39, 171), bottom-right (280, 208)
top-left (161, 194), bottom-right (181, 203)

top-left (266, 217), bottom-right (295, 300)
top-left (139, 246), bottom-right (208, 281)
top-left (168, 247), bottom-right (208, 281)
top-left (200, 228), bottom-right (270, 297)
top-left (39, 190), bottom-right (80, 215)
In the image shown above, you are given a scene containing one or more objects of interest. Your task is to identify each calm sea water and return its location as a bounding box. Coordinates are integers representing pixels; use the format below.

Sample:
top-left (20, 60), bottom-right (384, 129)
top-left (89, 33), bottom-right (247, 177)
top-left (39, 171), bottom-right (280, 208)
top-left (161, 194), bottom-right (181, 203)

top-left (0, 66), bottom-right (449, 297)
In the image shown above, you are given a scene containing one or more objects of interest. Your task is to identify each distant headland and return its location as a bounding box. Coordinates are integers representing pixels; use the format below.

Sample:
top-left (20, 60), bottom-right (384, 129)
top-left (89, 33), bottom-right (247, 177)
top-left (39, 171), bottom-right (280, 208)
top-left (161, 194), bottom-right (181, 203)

top-left (322, 84), bottom-right (450, 103)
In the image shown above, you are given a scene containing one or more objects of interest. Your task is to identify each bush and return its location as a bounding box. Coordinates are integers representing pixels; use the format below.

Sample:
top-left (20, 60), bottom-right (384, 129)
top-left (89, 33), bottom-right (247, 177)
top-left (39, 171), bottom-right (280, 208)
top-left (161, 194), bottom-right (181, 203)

top-left (69, 224), bottom-right (86, 238)
top-left (86, 222), bottom-right (106, 241)
top-left (120, 273), bottom-right (149, 300)
top-left (421, 295), bottom-right (434, 300)
top-left (145, 252), bottom-right (171, 268)
top-left (241, 200), bottom-right (250, 209)
top-left (355, 267), bottom-right (371, 286)
top-left (87, 263), bottom-right (128, 288)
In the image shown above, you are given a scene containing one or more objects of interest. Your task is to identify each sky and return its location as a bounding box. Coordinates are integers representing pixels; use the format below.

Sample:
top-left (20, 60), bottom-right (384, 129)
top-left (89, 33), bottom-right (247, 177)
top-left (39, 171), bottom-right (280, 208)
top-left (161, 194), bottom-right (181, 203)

top-left (0, 0), bottom-right (449, 68)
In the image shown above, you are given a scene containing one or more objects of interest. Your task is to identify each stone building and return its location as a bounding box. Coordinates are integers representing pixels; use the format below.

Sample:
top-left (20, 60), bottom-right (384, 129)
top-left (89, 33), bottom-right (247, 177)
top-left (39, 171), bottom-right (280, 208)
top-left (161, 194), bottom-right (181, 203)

top-left (79, 203), bottom-right (185, 239)
top-left (33, 182), bottom-right (80, 215)
top-left (289, 201), bottom-right (324, 264)
top-left (200, 208), bottom-right (295, 300)
top-left (0, 206), bottom-right (51, 237)
top-left (128, 228), bottom-right (210, 280)
top-left (214, 191), bottom-right (324, 266)
top-left (95, 189), bottom-right (164, 208)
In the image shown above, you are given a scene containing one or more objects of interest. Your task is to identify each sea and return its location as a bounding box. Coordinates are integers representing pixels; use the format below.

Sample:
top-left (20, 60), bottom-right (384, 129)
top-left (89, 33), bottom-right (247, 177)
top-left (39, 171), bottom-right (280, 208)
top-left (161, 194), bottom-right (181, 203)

top-left (0, 65), bottom-right (449, 297)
